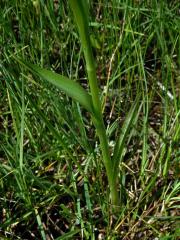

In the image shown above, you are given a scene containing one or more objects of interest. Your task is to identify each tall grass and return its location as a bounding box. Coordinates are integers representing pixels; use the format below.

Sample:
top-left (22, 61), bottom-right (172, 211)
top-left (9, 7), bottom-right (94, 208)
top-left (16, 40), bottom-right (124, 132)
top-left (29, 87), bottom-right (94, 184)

top-left (1, 0), bottom-right (180, 239)
top-left (13, 0), bottom-right (141, 207)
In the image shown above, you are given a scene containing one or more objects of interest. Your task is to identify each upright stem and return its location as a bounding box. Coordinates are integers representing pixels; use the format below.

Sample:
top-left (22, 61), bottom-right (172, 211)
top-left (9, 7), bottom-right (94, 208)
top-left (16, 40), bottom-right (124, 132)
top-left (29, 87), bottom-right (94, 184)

top-left (69, 0), bottom-right (119, 206)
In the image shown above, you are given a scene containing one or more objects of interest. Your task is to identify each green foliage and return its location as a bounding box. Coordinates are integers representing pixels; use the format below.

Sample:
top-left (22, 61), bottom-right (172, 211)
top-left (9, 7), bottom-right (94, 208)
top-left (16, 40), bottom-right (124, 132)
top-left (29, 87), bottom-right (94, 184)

top-left (14, 58), bottom-right (94, 114)
top-left (0, 0), bottom-right (180, 239)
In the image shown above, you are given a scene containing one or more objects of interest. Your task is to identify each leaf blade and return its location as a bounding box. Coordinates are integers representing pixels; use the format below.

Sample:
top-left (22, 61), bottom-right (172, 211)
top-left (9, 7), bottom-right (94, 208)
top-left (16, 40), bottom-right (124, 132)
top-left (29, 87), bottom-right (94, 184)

top-left (15, 58), bottom-right (94, 114)
top-left (112, 96), bottom-right (141, 178)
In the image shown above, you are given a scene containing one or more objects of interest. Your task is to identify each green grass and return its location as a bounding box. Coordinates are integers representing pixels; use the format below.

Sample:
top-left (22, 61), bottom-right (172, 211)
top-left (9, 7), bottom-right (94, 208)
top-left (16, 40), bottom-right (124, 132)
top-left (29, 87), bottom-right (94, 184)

top-left (0, 0), bottom-right (180, 239)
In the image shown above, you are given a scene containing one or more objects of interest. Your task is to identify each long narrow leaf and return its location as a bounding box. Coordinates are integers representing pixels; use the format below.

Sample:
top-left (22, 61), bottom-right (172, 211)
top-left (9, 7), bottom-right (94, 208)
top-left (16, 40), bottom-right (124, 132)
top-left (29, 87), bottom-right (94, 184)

top-left (69, 0), bottom-right (90, 56)
top-left (14, 58), bottom-right (94, 114)
top-left (112, 96), bottom-right (141, 177)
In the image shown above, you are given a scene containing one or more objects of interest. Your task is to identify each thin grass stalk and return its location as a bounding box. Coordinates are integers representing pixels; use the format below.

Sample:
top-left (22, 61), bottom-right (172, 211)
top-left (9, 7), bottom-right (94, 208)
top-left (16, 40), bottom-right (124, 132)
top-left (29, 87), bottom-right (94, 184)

top-left (69, 0), bottom-right (119, 206)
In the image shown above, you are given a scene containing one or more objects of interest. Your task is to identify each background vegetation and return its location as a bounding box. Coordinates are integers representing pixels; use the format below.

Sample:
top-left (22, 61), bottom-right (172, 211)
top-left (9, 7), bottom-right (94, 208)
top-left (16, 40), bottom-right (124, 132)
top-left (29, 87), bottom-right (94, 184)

top-left (0, 0), bottom-right (180, 239)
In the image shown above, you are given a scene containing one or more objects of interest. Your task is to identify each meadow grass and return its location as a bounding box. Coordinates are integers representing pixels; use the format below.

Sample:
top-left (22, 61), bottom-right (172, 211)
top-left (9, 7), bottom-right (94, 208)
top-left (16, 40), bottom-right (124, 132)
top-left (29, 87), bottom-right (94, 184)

top-left (0, 0), bottom-right (180, 239)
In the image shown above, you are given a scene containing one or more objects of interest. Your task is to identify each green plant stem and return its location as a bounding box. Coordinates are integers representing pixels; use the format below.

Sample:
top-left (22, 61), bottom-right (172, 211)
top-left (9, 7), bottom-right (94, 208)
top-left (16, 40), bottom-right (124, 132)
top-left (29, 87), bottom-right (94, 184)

top-left (92, 116), bottom-right (119, 206)
top-left (69, 0), bottom-right (119, 206)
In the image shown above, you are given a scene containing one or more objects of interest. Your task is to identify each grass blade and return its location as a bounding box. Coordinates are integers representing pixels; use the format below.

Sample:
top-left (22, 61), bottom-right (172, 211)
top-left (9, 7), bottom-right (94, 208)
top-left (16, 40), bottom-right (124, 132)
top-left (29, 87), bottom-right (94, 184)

top-left (55, 229), bottom-right (80, 240)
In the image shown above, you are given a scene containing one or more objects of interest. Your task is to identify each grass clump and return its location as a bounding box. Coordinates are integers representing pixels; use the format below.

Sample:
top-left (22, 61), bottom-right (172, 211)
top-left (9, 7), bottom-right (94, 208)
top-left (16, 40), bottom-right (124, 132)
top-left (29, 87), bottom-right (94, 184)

top-left (0, 0), bottom-right (180, 239)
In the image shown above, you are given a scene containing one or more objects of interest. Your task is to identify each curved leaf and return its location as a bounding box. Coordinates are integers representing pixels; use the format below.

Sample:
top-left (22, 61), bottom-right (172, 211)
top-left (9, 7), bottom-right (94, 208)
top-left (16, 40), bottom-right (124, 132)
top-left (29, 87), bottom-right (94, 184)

top-left (15, 58), bottom-right (94, 114)
top-left (112, 95), bottom-right (141, 178)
